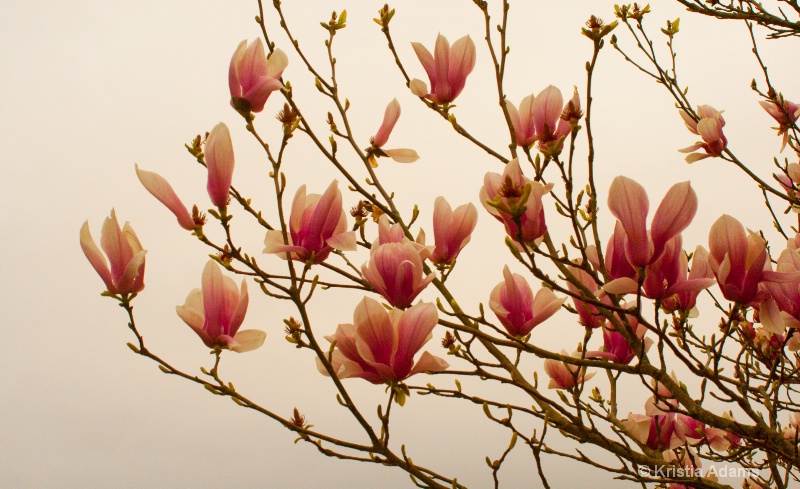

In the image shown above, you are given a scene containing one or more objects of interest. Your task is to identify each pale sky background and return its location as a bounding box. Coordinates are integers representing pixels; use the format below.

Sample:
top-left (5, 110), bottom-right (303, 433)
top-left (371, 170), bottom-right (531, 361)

top-left (2, 1), bottom-right (799, 488)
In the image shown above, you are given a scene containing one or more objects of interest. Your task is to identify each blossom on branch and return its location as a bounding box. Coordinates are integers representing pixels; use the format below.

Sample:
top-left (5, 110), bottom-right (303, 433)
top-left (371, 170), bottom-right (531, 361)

top-left (678, 105), bottom-right (727, 163)
top-left (543, 350), bottom-right (595, 389)
top-left (410, 34), bottom-right (476, 105)
top-left (429, 197), bottom-right (477, 266)
top-left (706, 214), bottom-right (795, 306)
top-left (362, 240), bottom-right (435, 309)
top-left (316, 297), bottom-right (448, 384)
top-left (489, 265), bottom-right (565, 337)
top-left (176, 260), bottom-right (265, 352)
top-left (80, 210), bottom-right (146, 295)
top-left (368, 98), bottom-right (419, 165)
top-left (607, 176), bottom-right (697, 268)
top-left (532, 85), bottom-right (575, 158)
top-left (229, 39), bottom-right (287, 114)
top-left (760, 96), bottom-right (799, 151)
top-left (263, 181), bottom-right (357, 264)
top-left (480, 158), bottom-right (552, 245)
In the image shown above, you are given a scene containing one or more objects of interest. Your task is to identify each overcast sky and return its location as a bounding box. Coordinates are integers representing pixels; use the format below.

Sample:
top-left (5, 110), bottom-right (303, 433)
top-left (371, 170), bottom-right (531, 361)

top-left (2, 1), bottom-right (799, 488)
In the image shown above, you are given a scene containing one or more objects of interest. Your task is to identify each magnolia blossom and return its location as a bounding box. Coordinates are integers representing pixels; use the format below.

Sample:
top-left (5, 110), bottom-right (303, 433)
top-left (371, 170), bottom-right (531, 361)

top-left (176, 261), bottom-right (265, 352)
top-left (205, 122), bottom-right (235, 207)
top-left (533, 86), bottom-right (576, 157)
top-left (229, 39), bottom-right (287, 113)
top-left (369, 99), bottom-right (419, 164)
top-left (264, 181), bottom-right (357, 264)
top-left (760, 96), bottom-right (800, 151)
top-left (480, 158), bottom-right (552, 245)
top-left (489, 266), bottom-right (565, 337)
top-left (543, 350), bottom-right (595, 389)
top-left (782, 412), bottom-right (800, 440)
top-left (642, 235), bottom-right (716, 302)
top-left (607, 176), bottom-right (697, 269)
top-left (760, 234), bottom-right (800, 332)
top-left (775, 162), bottom-right (800, 204)
top-left (621, 412), bottom-right (682, 451)
top-left (317, 298), bottom-right (448, 384)
top-left (678, 105), bottom-right (727, 163)
top-left (410, 34), bottom-right (476, 105)
top-left (429, 197), bottom-right (477, 266)
top-left (707, 214), bottom-right (792, 305)
top-left (362, 240), bottom-right (436, 309)
top-left (135, 165), bottom-right (195, 231)
top-left (81, 210), bottom-right (146, 295)
top-left (587, 315), bottom-right (653, 365)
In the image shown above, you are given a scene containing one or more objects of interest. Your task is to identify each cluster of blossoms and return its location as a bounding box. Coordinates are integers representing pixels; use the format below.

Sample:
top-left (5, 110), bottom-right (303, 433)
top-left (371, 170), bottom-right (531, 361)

top-left (80, 14), bottom-right (800, 487)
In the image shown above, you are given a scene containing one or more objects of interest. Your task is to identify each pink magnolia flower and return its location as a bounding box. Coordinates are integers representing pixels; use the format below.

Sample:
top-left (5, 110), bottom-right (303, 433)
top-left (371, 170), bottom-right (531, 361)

top-left (532, 85), bottom-right (574, 157)
top-left (317, 297), bottom-right (448, 384)
top-left (678, 105), bottom-right (727, 163)
top-left (229, 39), bottom-right (287, 114)
top-left (176, 261), bottom-right (265, 352)
top-left (607, 176), bottom-right (698, 268)
top-left (707, 214), bottom-right (792, 305)
top-left (480, 158), bottom-right (553, 245)
top-left (621, 412), bottom-right (682, 451)
top-left (362, 240), bottom-right (436, 309)
top-left (81, 210), bottom-right (147, 295)
top-left (642, 235), bottom-right (716, 302)
top-left (782, 412), bottom-right (800, 440)
top-left (775, 162), bottom-right (800, 202)
top-left (135, 165), bottom-right (196, 231)
top-left (760, 235), bottom-right (800, 332)
top-left (410, 34), bottom-right (476, 105)
top-left (489, 265), bottom-right (566, 337)
top-left (506, 95), bottom-right (537, 148)
top-left (429, 197), bottom-right (478, 266)
top-left (543, 350), bottom-right (595, 389)
top-left (369, 99), bottom-right (419, 164)
top-left (587, 315), bottom-right (652, 364)
top-left (264, 181), bottom-right (357, 264)
top-left (760, 96), bottom-right (800, 151)
top-left (205, 122), bottom-right (235, 208)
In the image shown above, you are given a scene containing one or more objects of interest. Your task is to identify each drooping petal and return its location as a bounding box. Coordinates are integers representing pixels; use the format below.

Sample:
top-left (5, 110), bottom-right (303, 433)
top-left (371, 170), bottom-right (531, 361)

top-left (408, 351), bottom-right (449, 377)
top-left (382, 148), bottom-right (420, 163)
top-left (229, 329), bottom-right (266, 352)
top-left (135, 165), bottom-right (195, 230)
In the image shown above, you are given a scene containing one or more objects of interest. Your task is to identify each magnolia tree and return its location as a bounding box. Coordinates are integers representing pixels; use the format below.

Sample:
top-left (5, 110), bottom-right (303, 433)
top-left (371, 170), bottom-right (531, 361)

top-left (81, 1), bottom-right (800, 488)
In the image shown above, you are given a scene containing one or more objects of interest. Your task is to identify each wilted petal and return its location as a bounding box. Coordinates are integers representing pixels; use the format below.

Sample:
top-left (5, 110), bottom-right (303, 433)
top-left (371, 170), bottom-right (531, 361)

top-left (383, 148), bottom-right (420, 163)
